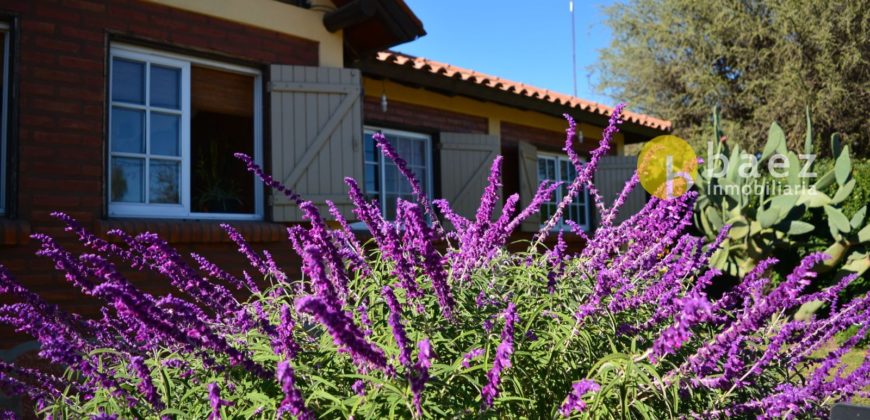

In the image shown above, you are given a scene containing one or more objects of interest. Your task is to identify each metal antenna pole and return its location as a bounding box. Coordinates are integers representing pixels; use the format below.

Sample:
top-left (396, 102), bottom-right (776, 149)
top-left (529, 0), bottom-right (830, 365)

top-left (570, 0), bottom-right (578, 97)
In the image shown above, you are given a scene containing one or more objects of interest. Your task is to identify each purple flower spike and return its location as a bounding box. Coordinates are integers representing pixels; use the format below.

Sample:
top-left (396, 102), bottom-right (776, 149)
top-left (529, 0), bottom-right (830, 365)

top-left (207, 383), bottom-right (232, 420)
top-left (277, 361), bottom-right (313, 420)
top-left (481, 303), bottom-right (517, 408)
top-left (296, 295), bottom-right (388, 371)
top-left (559, 379), bottom-right (600, 416)
top-left (383, 286), bottom-right (413, 367)
top-left (461, 348), bottom-right (484, 368)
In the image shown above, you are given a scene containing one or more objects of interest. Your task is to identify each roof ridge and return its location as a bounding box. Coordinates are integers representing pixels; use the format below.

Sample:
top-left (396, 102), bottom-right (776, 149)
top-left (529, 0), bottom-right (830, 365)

top-left (376, 50), bottom-right (671, 131)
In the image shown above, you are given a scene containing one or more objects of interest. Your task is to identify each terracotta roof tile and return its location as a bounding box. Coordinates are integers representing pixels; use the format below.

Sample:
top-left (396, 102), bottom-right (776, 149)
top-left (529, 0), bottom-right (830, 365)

top-left (374, 51), bottom-right (672, 131)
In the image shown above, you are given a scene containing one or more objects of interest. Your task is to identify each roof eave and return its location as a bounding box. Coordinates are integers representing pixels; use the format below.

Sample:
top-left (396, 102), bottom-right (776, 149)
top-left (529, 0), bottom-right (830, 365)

top-left (359, 58), bottom-right (670, 140)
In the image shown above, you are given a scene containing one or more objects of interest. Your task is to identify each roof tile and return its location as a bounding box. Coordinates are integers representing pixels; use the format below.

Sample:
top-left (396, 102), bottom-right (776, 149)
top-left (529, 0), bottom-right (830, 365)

top-left (374, 51), bottom-right (671, 131)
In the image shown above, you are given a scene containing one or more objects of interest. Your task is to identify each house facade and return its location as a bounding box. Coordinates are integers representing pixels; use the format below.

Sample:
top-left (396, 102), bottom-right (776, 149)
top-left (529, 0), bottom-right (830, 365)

top-left (0, 0), bottom-right (669, 346)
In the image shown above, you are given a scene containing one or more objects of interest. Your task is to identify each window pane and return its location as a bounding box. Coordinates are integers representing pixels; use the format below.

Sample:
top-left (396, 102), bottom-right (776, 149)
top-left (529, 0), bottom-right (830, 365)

top-left (364, 163), bottom-right (379, 194)
top-left (384, 163), bottom-right (399, 194)
top-left (111, 58), bottom-right (144, 104)
top-left (410, 140), bottom-right (425, 166)
top-left (151, 113), bottom-right (179, 156)
top-left (364, 132), bottom-right (377, 162)
top-left (111, 158), bottom-right (144, 202)
top-left (538, 158), bottom-right (547, 181)
top-left (111, 107), bottom-right (144, 153)
top-left (384, 193), bottom-right (399, 220)
top-left (412, 167), bottom-right (426, 192)
top-left (149, 160), bottom-right (180, 204)
top-left (150, 65), bottom-right (180, 109)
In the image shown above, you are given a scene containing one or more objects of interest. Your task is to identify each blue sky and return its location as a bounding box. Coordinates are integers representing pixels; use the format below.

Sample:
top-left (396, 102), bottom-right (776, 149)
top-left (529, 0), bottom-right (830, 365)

top-left (399, 0), bottom-right (614, 105)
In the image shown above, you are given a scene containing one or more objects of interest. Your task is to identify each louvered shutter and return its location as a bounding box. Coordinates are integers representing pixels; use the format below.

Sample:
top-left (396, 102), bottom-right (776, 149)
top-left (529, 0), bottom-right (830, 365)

top-left (593, 155), bottom-right (647, 225)
top-left (269, 65), bottom-right (362, 221)
top-left (518, 140), bottom-right (540, 232)
top-left (438, 133), bottom-right (501, 220)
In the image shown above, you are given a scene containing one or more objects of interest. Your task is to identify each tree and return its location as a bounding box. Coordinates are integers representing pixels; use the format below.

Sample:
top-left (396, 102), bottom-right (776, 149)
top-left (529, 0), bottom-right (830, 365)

top-left (596, 0), bottom-right (870, 157)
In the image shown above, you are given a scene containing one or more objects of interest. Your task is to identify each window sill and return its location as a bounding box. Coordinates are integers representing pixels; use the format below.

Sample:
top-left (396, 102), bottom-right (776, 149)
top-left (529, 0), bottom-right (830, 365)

top-left (95, 219), bottom-right (287, 244)
top-left (0, 219), bottom-right (31, 245)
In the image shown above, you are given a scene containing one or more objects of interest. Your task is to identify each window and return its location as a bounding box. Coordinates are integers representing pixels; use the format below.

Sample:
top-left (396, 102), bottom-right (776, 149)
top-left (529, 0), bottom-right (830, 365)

top-left (108, 45), bottom-right (263, 219)
top-left (363, 127), bottom-right (432, 220)
top-left (538, 154), bottom-right (590, 231)
top-left (0, 23), bottom-right (9, 215)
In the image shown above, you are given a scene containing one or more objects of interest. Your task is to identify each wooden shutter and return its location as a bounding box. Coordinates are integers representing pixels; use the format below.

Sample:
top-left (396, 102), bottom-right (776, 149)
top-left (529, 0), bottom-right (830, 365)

top-left (518, 140), bottom-right (540, 232)
top-left (269, 65), bottom-right (362, 221)
top-left (594, 155), bottom-right (647, 225)
top-left (439, 133), bottom-right (501, 220)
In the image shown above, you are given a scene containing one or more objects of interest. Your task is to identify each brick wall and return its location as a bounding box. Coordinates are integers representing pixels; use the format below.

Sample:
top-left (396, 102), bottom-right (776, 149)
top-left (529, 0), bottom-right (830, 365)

top-left (363, 96), bottom-right (489, 134)
top-left (0, 0), bottom-right (319, 346)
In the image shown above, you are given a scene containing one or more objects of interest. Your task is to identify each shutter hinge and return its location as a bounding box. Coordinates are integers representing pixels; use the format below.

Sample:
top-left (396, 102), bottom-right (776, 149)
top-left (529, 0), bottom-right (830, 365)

top-left (266, 81), bottom-right (273, 92)
top-left (267, 193), bottom-right (274, 206)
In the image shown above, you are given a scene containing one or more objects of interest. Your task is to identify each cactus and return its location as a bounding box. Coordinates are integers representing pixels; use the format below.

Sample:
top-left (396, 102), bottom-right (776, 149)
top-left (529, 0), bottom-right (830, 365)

top-left (694, 107), bottom-right (869, 281)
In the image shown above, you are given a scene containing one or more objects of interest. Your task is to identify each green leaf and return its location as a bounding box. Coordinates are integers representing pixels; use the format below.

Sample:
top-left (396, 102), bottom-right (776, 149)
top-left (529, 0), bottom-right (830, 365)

top-left (727, 217), bottom-right (749, 240)
top-left (758, 206), bottom-right (780, 228)
top-left (813, 169), bottom-right (836, 190)
top-left (850, 206), bottom-right (867, 231)
top-left (787, 220), bottom-right (814, 236)
top-left (825, 205), bottom-right (851, 234)
top-left (835, 145), bottom-right (852, 186)
top-left (797, 189), bottom-right (831, 208)
top-left (763, 122), bottom-right (786, 162)
top-left (858, 224), bottom-right (870, 243)
top-left (786, 151), bottom-right (801, 187)
top-left (831, 179), bottom-right (856, 205)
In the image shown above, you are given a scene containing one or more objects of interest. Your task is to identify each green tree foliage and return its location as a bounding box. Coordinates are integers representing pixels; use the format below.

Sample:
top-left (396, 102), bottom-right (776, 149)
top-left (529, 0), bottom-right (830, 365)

top-left (596, 0), bottom-right (870, 156)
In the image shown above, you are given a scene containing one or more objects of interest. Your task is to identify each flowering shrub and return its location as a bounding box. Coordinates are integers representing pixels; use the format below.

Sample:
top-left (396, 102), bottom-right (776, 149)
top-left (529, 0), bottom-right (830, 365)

top-left (1, 106), bottom-right (868, 419)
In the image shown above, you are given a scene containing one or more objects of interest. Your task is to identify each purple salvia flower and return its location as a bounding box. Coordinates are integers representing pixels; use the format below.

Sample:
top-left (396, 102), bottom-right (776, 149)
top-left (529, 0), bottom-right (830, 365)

top-left (461, 348), bottom-right (484, 368)
top-left (410, 339), bottom-right (433, 417)
top-left (481, 302), bottom-right (517, 408)
top-left (650, 295), bottom-right (713, 362)
top-left (352, 379), bottom-right (366, 396)
top-left (559, 379), bottom-right (600, 417)
top-left (357, 301), bottom-right (373, 337)
top-left (277, 361), bottom-right (313, 420)
top-left (207, 383), bottom-right (232, 420)
top-left (399, 201), bottom-right (454, 318)
top-left (538, 104), bottom-right (625, 241)
top-left (273, 305), bottom-right (301, 359)
top-left (373, 132), bottom-right (442, 235)
top-left (234, 153), bottom-right (302, 204)
top-left (190, 253), bottom-right (250, 292)
top-left (299, 201), bottom-right (351, 297)
top-left (383, 286), bottom-right (413, 367)
top-left (129, 356), bottom-right (164, 411)
top-left (601, 172), bottom-right (640, 227)
top-left (345, 178), bottom-right (423, 300)
top-left (505, 180), bottom-right (561, 233)
top-left (326, 199), bottom-right (371, 277)
top-left (296, 295), bottom-right (388, 370)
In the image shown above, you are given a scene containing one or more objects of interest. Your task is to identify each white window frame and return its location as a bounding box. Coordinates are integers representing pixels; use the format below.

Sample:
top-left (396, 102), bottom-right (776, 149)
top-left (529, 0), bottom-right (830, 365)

top-left (108, 44), bottom-right (263, 220)
top-left (0, 23), bottom-right (9, 215)
top-left (538, 152), bottom-right (591, 231)
top-left (362, 126), bottom-right (433, 219)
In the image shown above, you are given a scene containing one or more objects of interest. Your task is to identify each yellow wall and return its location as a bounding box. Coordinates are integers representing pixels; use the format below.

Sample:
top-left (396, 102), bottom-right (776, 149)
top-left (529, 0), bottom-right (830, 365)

top-left (364, 78), bottom-right (625, 154)
top-left (146, 0), bottom-right (344, 67)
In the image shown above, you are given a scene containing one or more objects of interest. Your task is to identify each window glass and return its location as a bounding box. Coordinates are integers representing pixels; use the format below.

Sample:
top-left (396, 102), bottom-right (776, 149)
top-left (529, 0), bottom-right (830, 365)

top-left (537, 155), bottom-right (590, 230)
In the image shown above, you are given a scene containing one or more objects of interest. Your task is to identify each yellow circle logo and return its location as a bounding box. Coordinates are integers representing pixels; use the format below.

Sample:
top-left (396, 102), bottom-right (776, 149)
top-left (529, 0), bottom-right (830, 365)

top-left (637, 135), bottom-right (698, 199)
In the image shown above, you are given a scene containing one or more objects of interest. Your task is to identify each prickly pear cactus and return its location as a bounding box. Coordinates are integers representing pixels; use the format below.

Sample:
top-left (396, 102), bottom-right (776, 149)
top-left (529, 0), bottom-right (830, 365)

top-left (694, 108), bottom-right (869, 279)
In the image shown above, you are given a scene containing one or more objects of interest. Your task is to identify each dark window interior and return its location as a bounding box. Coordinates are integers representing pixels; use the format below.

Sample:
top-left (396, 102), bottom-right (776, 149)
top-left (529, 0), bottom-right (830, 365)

top-left (190, 66), bottom-right (255, 214)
